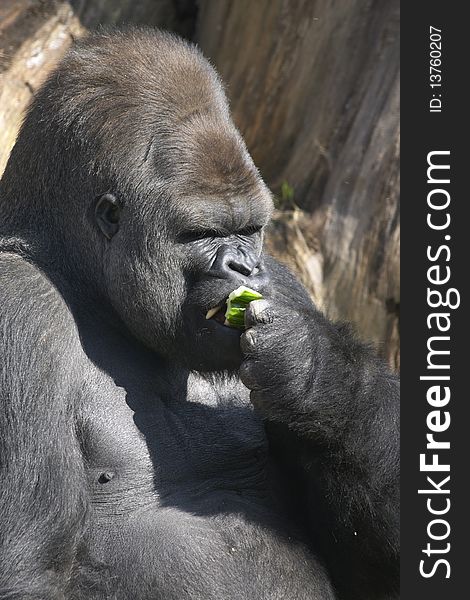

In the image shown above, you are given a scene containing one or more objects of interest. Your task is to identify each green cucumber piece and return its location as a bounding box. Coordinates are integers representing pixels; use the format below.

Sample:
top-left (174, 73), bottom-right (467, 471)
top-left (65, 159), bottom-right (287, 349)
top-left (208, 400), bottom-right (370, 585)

top-left (224, 286), bottom-right (263, 329)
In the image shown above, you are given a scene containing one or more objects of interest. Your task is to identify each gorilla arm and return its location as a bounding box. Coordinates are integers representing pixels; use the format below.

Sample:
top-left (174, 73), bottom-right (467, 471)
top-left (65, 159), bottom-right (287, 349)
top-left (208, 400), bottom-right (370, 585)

top-left (0, 254), bottom-right (88, 600)
top-left (239, 258), bottom-right (399, 599)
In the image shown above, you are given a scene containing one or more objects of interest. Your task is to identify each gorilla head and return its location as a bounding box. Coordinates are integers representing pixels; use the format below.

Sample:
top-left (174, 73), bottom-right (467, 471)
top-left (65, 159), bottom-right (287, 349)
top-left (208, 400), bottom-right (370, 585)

top-left (0, 29), bottom-right (274, 371)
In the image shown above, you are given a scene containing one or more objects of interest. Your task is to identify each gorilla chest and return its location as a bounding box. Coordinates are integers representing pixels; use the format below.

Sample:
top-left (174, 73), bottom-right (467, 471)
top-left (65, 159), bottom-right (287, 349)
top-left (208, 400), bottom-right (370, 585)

top-left (83, 376), bottom-right (270, 504)
top-left (81, 378), bottom-right (324, 599)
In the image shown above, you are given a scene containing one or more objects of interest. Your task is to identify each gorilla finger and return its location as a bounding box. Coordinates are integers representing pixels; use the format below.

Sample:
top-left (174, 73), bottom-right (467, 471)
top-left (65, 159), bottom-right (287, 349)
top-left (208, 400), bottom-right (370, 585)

top-left (239, 360), bottom-right (263, 390)
top-left (240, 328), bottom-right (257, 354)
top-left (245, 299), bottom-right (274, 328)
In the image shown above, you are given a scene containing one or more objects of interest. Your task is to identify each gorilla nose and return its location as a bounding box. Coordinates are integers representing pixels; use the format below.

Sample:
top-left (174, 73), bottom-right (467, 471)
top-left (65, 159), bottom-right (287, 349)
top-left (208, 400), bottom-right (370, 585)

top-left (210, 244), bottom-right (265, 284)
top-left (227, 256), bottom-right (254, 277)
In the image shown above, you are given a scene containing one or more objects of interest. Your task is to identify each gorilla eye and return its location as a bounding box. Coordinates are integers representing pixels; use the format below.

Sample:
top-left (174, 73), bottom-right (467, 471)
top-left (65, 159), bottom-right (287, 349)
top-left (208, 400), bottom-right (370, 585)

top-left (95, 193), bottom-right (121, 240)
top-left (180, 229), bottom-right (223, 243)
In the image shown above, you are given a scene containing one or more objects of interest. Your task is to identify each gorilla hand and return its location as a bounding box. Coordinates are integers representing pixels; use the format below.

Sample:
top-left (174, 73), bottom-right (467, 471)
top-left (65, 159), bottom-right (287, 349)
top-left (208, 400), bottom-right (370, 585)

top-left (239, 299), bottom-right (317, 417)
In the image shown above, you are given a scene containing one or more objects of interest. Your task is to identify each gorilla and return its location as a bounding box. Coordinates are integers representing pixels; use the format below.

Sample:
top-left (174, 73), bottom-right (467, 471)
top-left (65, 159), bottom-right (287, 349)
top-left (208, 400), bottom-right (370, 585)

top-left (0, 28), bottom-right (399, 600)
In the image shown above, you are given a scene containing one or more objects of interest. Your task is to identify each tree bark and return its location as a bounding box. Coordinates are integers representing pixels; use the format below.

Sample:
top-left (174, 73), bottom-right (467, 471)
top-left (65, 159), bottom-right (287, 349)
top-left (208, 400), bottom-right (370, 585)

top-left (0, 1), bottom-right (84, 176)
top-left (197, 0), bottom-right (400, 369)
top-left (68, 0), bottom-right (196, 37)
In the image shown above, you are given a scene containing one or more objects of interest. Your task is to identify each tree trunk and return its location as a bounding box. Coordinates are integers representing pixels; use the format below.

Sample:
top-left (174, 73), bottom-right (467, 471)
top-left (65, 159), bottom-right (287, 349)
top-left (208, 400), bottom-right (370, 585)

top-left (197, 0), bottom-right (400, 370)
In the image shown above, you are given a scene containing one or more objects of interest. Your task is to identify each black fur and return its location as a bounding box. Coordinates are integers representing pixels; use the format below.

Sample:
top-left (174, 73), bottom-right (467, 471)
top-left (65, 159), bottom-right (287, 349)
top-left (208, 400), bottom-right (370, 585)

top-left (0, 28), bottom-right (399, 600)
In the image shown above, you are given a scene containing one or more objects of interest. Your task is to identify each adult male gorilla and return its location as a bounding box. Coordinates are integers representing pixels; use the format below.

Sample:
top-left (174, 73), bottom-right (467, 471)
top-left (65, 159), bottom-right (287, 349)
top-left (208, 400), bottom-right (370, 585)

top-left (0, 29), bottom-right (399, 600)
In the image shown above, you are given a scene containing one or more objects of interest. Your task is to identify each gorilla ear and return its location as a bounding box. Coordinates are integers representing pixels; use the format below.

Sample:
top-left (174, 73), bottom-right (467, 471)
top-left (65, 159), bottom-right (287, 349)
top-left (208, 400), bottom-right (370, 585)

top-left (95, 193), bottom-right (121, 240)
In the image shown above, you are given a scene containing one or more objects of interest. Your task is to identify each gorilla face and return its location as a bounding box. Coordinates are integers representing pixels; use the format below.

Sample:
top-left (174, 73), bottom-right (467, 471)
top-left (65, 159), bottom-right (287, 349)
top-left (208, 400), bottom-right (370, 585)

top-left (97, 164), bottom-right (273, 372)
top-left (95, 188), bottom-right (273, 371)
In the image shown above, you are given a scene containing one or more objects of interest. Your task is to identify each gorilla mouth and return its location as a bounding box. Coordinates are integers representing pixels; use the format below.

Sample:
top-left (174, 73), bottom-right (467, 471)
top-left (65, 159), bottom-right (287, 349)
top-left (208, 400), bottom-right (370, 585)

top-left (205, 287), bottom-right (261, 329)
top-left (205, 304), bottom-right (228, 325)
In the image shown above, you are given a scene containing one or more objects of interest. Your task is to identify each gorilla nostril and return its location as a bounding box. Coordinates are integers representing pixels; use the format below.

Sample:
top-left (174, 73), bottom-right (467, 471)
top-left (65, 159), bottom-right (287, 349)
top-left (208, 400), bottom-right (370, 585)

top-left (228, 261), bottom-right (252, 277)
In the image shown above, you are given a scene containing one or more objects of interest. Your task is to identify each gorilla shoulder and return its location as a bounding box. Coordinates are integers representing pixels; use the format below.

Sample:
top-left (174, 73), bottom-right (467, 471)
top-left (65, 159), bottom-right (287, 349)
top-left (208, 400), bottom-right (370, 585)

top-left (0, 250), bottom-right (84, 384)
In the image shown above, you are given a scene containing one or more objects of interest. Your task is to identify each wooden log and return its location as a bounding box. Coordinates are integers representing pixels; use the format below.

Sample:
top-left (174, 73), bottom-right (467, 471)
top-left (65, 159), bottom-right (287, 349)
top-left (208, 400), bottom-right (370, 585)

top-left (0, 1), bottom-right (85, 176)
